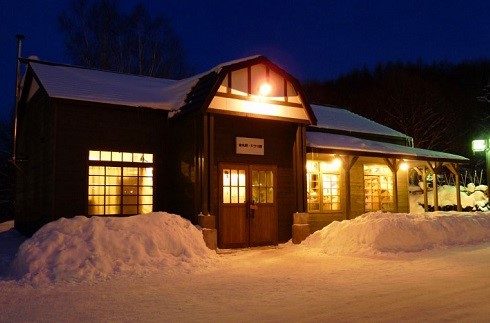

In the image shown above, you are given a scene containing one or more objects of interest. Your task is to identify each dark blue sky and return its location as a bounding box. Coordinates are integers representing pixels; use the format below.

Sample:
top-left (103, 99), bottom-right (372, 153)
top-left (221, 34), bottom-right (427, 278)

top-left (2, 0), bottom-right (490, 117)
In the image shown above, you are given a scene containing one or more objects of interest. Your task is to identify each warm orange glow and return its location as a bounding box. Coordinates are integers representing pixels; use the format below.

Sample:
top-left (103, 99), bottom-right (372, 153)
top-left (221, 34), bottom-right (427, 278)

top-left (399, 162), bottom-right (409, 171)
top-left (259, 82), bottom-right (272, 96)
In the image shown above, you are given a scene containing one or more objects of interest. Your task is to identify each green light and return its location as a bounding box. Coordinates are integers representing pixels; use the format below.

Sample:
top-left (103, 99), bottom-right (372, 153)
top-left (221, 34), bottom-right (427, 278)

top-left (472, 139), bottom-right (487, 152)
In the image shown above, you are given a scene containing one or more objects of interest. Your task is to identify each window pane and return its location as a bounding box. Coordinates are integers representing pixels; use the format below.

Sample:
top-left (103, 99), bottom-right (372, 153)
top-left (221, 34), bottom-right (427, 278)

top-left (123, 196), bottom-right (138, 205)
top-left (223, 169), bottom-right (230, 187)
top-left (139, 204), bottom-right (152, 214)
top-left (89, 166), bottom-right (104, 175)
top-left (106, 185), bottom-right (121, 195)
top-left (88, 205), bottom-right (104, 215)
top-left (139, 177), bottom-right (153, 186)
top-left (101, 151), bottom-right (111, 161)
top-left (259, 171), bottom-right (266, 187)
top-left (123, 167), bottom-right (138, 176)
top-left (139, 186), bottom-right (153, 195)
top-left (112, 152), bottom-right (122, 162)
top-left (223, 187), bottom-right (230, 203)
top-left (252, 187), bottom-right (259, 203)
top-left (105, 195), bottom-right (121, 205)
top-left (266, 171), bottom-right (273, 187)
top-left (88, 195), bottom-right (104, 205)
top-left (231, 187), bottom-right (238, 203)
top-left (143, 154), bottom-right (153, 163)
top-left (106, 176), bottom-right (120, 185)
top-left (88, 185), bottom-right (104, 195)
top-left (231, 170), bottom-right (238, 186)
top-left (106, 205), bottom-right (120, 215)
top-left (89, 151), bottom-right (100, 161)
top-left (123, 177), bottom-right (138, 186)
top-left (139, 195), bottom-right (153, 204)
top-left (267, 188), bottom-right (274, 203)
top-left (239, 170), bottom-right (246, 187)
top-left (239, 187), bottom-right (246, 203)
top-left (123, 152), bottom-right (133, 162)
top-left (89, 176), bottom-right (105, 185)
top-left (106, 166), bottom-right (121, 176)
top-left (139, 167), bottom-right (153, 176)
top-left (123, 186), bottom-right (137, 195)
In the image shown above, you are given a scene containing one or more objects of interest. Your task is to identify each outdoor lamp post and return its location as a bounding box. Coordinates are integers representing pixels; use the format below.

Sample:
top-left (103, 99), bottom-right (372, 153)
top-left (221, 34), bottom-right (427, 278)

top-left (471, 139), bottom-right (490, 187)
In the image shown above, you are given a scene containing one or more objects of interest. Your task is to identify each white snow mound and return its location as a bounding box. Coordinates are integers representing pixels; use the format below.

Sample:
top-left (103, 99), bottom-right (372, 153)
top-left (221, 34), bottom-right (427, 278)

top-left (11, 212), bottom-right (217, 284)
top-left (302, 212), bottom-right (490, 255)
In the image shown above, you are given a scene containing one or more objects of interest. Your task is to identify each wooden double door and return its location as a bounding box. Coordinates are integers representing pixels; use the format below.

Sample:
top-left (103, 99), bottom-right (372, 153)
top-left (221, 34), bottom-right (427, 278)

top-left (219, 164), bottom-right (278, 248)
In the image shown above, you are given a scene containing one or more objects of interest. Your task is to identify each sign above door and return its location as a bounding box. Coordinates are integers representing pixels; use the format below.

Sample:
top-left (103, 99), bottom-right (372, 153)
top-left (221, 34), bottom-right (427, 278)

top-left (236, 137), bottom-right (264, 155)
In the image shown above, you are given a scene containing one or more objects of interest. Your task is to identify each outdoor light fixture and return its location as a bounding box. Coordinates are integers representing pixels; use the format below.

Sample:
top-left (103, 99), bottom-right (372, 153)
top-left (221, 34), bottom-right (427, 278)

top-left (472, 139), bottom-right (487, 152)
top-left (259, 82), bottom-right (272, 96)
top-left (399, 162), bottom-right (409, 171)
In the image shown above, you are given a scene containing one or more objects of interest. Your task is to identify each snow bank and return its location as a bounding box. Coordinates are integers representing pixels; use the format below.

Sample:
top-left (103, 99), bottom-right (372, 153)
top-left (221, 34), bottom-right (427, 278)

top-left (302, 212), bottom-right (490, 255)
top-left (10, 212), bottom-right (217, 285)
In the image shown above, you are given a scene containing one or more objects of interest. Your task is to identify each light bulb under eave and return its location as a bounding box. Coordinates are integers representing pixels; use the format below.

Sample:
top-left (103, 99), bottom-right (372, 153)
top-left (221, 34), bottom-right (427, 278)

top-left (259, 83), bottom-right (272, 96)
top-left (399, 162), bottom-right (409, 171)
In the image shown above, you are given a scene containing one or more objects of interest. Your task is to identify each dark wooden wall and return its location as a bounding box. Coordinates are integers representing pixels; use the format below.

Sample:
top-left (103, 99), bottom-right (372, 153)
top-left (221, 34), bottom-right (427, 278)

top-left (16, 95), bottom-right (169, 235)
top-left (15, 91), bottom-right (56, 235)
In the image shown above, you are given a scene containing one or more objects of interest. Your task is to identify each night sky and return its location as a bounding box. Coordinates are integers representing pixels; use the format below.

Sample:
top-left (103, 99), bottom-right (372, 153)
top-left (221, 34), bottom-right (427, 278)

top-left (2, 0), bottom-right (490, 117)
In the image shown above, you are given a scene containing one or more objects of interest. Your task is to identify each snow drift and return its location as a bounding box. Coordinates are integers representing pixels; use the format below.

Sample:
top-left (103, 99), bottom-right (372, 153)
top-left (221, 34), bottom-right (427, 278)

top-left (302, 211), bottom-right (490, 255)
top-left (10, 212), bottom-right (218, 284)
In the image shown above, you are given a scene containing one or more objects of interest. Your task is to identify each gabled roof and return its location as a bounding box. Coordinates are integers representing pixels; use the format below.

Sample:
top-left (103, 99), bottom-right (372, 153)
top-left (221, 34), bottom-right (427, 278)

top-left (310, 104), bottom-right (412, 143)
top-left (24, 56), bottom-right (316, 124)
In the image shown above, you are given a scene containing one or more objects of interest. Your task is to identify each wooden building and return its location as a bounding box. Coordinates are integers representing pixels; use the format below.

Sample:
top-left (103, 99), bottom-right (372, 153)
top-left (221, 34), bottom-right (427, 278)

top-left (14, 55), bottom-right (468, 248)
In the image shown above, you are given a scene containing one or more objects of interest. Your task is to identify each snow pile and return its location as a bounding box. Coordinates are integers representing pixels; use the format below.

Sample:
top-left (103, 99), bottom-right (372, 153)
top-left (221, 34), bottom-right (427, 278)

top-left (302, 212), bottom-right (490, 255)
top-left (10, 212), bottom-right (217, 284)
top-left (410, 184), bottom-right (489, 213)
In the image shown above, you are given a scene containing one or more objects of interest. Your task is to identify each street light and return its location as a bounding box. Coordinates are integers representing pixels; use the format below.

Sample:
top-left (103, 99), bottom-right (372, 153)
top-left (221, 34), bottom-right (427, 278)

top-left (472, 139), bottom-right (490, 186)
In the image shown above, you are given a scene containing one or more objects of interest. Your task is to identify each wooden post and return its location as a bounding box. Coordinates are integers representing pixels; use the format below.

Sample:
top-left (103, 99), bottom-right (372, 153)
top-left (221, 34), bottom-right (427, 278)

top-left (426, 162), bottom-right (440, 211)
top-left (341, 155), bottom-right (358, 220)
top-left (384, 158), bottom-right (399, 213)
top-left (422, 166), bottom-right (429, 212)
top-left (446, 163), bottom-right (462, 212)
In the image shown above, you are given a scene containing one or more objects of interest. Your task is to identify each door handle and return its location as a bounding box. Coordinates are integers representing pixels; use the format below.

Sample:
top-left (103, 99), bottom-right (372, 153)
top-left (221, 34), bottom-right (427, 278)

top-left (250, 204), bottom-right (258, 210)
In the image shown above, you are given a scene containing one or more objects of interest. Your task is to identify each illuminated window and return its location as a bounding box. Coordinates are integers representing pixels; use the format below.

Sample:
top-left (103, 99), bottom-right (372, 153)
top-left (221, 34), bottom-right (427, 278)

top-left (306, 160), bottom-right (341, 212)
top-left (251, 170), bottom-right (274, 203)
top-left (88, 150), bottom-right (153, 216)
top-left (222, 168), bottom-right (246, 204)
top-left (364, 164), bottom-right (393, 211)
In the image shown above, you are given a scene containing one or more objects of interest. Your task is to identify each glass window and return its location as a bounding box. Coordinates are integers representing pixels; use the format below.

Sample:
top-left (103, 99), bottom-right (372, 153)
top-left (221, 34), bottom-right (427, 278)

top-left (88, 150), bottom-right (153, 216)
top-left (251, 170), bottom-right (274, 203)
top-left (222, 168), bottom-right (246, 204)
top-left (364, 164), bottom-right (394, 211)
top-left (306, 160), bottom-right (341, 212)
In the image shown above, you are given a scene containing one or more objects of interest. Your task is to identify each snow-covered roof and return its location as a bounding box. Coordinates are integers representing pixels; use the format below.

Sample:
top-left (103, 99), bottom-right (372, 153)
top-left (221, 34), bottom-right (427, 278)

top-left (310, 104), bottom-right (412, 140)
top-left (27, 56), bottom-right (263, 111)
top-left (307, 131), bottom-right (468, 162)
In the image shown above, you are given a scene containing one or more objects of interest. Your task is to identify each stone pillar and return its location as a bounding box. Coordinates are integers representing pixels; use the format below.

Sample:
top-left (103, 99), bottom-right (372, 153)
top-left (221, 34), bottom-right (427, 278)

top-left (292, 212), bottom-right (310, 244)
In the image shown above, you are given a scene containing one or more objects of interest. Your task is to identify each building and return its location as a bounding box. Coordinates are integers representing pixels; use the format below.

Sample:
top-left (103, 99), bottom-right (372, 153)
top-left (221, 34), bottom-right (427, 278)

top-left (14, 55), bottom-right (468, 248)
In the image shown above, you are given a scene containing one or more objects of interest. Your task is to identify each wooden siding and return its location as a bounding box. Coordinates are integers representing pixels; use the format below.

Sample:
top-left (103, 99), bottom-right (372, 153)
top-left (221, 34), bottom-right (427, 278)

top-left (15, 91), bottom-right (56, 235)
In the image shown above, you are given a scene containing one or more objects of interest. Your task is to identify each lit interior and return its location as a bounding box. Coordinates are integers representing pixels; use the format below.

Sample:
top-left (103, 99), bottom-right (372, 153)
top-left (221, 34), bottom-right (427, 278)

top-left (306, 160), bottom-right (341, 212)
top-left (88, 150), bottom-right (153, 216)
top-left (363, 164), bottom-right (393, 211)
top-left (222, 168), bottom-right (246, 204)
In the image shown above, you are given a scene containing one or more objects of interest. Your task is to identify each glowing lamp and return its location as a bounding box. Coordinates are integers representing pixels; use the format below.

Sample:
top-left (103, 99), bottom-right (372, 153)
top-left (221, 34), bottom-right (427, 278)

top-left (399, 162), bottom-right (409, 171)
top-left (259, 83), bottom-right (272, 96)
top-left (472, 139), bottom-right (487, 152)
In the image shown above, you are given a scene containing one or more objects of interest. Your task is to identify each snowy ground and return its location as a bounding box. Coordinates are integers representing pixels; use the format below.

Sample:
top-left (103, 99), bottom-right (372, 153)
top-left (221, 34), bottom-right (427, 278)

top-left (2, 207), bottom-right (490, 321)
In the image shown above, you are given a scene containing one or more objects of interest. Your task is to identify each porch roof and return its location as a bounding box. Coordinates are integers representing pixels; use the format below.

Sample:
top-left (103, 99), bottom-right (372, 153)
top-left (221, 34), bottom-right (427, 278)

top-left (306, 131), bottom-right (468, 163)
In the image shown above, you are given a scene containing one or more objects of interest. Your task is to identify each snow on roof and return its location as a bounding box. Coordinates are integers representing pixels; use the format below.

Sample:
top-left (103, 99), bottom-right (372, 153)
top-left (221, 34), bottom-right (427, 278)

top-left (28, 56), bottom-right (265, 112)
top-left (307, 131), bottom-right (468, 162)
top-left (311, 104), bottom-right (412, 140)
top-left (29, 62), bottom-right (198, 110)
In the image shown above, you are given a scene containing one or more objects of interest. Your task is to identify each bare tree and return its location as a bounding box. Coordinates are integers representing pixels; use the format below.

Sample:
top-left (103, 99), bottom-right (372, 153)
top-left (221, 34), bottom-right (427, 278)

top-left (59, 0), bottom-right (189, 79)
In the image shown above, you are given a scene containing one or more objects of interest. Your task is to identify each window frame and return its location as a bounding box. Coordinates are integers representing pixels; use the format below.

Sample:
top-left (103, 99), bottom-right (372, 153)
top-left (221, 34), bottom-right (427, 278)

top-left (88, 150), bottom-right (154, 216)
top-left (363, 164), bottom-right (394, 212)
top-left (306, 160), bottom-right (341, 213)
